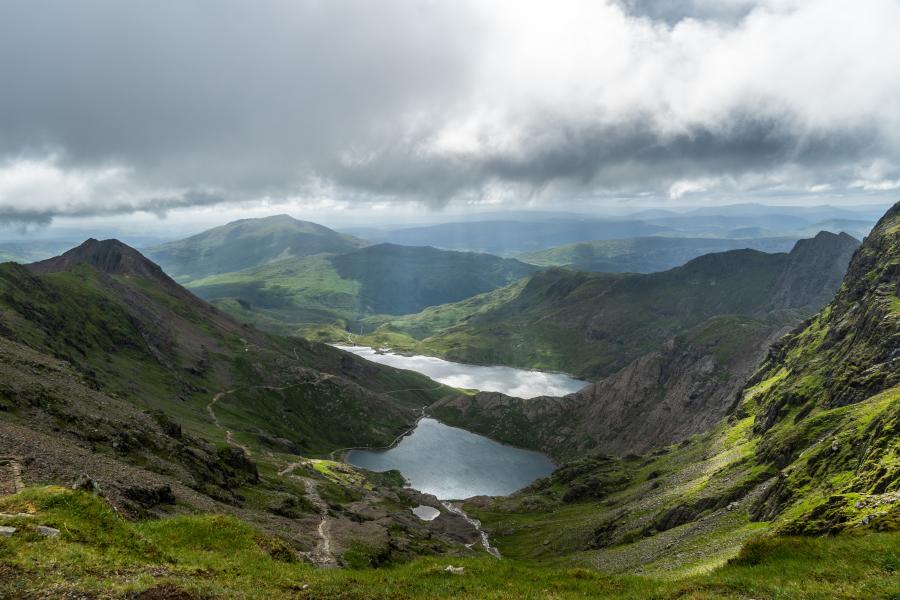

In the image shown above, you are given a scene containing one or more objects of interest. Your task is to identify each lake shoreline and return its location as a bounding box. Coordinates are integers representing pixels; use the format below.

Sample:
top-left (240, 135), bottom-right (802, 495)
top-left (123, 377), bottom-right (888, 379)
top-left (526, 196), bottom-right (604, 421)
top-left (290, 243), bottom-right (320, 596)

top-left (329, 407), bottom-right (430, 463)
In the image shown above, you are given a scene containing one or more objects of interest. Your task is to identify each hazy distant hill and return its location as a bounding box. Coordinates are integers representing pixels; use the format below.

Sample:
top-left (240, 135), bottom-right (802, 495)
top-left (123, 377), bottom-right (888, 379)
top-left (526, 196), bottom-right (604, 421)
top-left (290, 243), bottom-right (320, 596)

top-left (146, 214), bottom-right (367, 282)
top-left (349, 219), bottom-right (670, 254)
top-left (343, 204), bottom-right (880, 255)
top-left (518, 236), bottom-right (800, 273)
top-left (0, 240), bottom-right (80, 264)
top-left (188, 243), bottom-right (538, 331)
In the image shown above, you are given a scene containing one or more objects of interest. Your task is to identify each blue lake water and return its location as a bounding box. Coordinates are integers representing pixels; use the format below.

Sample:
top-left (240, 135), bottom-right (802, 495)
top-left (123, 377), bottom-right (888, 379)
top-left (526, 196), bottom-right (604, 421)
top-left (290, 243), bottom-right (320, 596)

top-left (346, 418), bottom-right (556, 499)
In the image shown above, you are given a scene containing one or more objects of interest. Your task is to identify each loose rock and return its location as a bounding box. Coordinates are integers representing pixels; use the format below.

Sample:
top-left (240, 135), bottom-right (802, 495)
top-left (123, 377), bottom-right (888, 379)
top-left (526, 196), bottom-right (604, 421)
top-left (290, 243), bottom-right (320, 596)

top-left (444, 565), bottom-right (464, 575)
top-left (36, 525), bottom-right (60, 538)
top-left (0, 526), bottom-right (16, 537)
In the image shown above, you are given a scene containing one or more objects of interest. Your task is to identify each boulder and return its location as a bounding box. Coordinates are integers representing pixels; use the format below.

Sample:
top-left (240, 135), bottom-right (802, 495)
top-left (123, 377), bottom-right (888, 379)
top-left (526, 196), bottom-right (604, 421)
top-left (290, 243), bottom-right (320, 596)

top-left (36, 525), bottom-right (60, 537)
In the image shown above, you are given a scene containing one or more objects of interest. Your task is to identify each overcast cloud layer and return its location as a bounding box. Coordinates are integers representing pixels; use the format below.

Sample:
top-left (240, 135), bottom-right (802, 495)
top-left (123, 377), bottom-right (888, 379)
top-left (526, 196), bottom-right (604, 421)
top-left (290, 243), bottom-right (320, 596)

top-left (2, 0), bottom-right (900, 224)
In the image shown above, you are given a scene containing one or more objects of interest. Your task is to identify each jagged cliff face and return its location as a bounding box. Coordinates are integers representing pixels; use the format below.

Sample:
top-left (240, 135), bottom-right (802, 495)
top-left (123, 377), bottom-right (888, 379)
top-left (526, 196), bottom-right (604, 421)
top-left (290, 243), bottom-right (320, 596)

top-left (472, 206), bottom-right (899, 570)
top-left (742, 203), bottom-right (900, 530)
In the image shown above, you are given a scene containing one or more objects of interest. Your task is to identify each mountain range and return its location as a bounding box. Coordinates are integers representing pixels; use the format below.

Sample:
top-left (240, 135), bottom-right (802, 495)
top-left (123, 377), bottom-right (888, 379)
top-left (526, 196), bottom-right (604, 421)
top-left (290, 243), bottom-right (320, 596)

top-left (458, 201), bottom-right (899, 579)
top-left (342, 203), bottom-right (880, 254)
top-left (0, 204), bottom-right (897, 598)
top-left (518, 236), bottom-right (802, 273)
top-left (357, 231), bottom-right (860, 379)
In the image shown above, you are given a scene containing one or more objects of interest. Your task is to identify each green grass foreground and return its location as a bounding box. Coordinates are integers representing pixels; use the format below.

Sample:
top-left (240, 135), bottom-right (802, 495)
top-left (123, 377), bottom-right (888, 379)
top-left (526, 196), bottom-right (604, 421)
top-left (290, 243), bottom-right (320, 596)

top-left (1, 487), bottom-right (897, 599)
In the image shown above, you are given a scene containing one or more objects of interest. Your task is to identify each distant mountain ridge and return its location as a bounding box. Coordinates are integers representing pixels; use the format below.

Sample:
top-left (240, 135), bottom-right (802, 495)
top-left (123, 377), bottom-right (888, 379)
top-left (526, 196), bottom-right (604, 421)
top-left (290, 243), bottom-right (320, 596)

top-left (146, 214), bottom-right (367, 282)
top-left (342, 204), bottom-right (878, 255)
top-left (428, 233), bottom-right (862, 458)
top-left (357, 231), bottom-right (861, 379)
top-left (517, 236), bottom-right (802, 273)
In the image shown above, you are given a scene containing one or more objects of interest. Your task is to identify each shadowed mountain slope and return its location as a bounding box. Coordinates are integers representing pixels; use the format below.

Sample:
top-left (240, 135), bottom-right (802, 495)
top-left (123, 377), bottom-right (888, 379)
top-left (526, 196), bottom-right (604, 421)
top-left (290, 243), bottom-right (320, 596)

top-left (360, 231), bottom-right (860, 379)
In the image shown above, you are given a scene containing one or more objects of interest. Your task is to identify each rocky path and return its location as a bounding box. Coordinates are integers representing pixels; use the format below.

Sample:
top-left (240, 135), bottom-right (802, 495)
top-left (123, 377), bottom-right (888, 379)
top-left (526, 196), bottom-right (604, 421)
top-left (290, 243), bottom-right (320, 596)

top-left (442, 502), bottom-right (501, 558)
top-left (279, 462), bottom-right (338, 567)
top-left (302, 478), bottom-right (337, 567)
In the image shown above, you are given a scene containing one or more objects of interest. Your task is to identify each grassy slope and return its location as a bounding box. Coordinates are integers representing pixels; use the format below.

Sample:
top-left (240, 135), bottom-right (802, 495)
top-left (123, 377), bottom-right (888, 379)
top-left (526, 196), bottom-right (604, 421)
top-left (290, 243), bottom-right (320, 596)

top-left (188, 244), bottom-right (537, 332)
top-left (339, 260), bottom-right (796, 378)
top-left (1, 486), bottom-right (897, 599)
top-left (335, 234), bottom-right (857, 379)
top-left (428, 313), bottom-right (791, 460)
top-left (0, 257), bottom-right (455, 457)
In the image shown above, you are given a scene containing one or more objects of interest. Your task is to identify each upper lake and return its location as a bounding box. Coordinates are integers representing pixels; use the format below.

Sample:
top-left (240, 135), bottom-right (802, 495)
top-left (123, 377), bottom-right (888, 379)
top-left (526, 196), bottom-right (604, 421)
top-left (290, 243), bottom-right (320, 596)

top-left (333, 344), bottom-right (587, 398)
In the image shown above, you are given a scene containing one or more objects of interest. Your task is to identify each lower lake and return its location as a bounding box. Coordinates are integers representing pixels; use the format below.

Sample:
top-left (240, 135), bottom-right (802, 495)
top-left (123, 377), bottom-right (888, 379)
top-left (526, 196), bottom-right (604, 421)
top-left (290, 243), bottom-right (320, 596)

top-left (345, 418), bottom-right (555, 499)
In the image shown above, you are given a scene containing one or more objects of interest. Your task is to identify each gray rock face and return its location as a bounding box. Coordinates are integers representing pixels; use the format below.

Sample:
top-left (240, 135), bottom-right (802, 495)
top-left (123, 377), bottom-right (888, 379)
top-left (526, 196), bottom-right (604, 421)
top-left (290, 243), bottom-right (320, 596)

top-left (0, 525), bottom-right (16, 537)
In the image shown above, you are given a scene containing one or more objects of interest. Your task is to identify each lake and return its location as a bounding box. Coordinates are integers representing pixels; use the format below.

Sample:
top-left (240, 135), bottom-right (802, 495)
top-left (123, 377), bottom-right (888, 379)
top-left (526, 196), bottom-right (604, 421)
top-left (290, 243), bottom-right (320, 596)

top-left (337, 344), bottom-right (580, 499)
top-left (333, 344), bottom-right (587, 398)
top-left (346, 418), bottom-right (556, 499)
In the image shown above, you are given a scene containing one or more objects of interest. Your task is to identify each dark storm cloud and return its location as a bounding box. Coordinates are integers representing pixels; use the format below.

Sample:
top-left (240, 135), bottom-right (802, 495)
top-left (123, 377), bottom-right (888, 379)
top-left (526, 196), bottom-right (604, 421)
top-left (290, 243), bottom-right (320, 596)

top-left (1, 0), bottom-right (899, 220)
top-left (333, 112), bottom-right (886, 200)
top-left (0, 1), bottom-right (476, 187)
top-left (616, 0), bottom-right (758, 25)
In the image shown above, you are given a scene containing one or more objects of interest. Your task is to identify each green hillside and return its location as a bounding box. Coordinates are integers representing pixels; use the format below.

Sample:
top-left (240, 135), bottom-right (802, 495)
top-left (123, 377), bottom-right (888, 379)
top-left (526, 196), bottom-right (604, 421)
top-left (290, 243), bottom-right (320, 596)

top-left (188, 243), bottom-right (538, 332)
top-left (145, 214), bottom-right (367, 283)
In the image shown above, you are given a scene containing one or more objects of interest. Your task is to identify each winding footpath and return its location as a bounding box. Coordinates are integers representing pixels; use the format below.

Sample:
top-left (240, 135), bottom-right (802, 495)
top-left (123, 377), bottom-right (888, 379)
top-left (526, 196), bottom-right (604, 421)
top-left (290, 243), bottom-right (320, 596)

top-left (205, 391), bottom-right (253, 457)
top-left (279, 462), bottom-right (338, 567)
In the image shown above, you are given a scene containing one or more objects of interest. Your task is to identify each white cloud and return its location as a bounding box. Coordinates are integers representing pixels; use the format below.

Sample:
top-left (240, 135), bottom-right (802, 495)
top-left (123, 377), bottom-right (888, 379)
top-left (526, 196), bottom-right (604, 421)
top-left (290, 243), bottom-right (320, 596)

top-left (1, 0), bottom-right (900, 223)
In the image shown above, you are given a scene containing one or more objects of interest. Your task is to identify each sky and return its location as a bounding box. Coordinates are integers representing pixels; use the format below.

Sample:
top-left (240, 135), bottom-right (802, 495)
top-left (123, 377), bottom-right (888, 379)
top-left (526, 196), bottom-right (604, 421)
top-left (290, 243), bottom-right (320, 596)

top-left (2, 0), bottom-right (900, 236)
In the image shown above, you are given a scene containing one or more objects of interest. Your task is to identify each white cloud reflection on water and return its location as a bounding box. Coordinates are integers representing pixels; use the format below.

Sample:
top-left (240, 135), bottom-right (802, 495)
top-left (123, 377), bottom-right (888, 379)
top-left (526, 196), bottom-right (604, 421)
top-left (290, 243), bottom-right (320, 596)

top-left (333, 345), bottom-right (586, 398)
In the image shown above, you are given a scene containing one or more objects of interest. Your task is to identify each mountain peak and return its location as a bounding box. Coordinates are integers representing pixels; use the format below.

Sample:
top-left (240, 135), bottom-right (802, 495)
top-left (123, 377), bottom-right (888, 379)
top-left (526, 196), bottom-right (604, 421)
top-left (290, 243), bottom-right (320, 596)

top-left (27, 238), bottom-right (176, 285)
